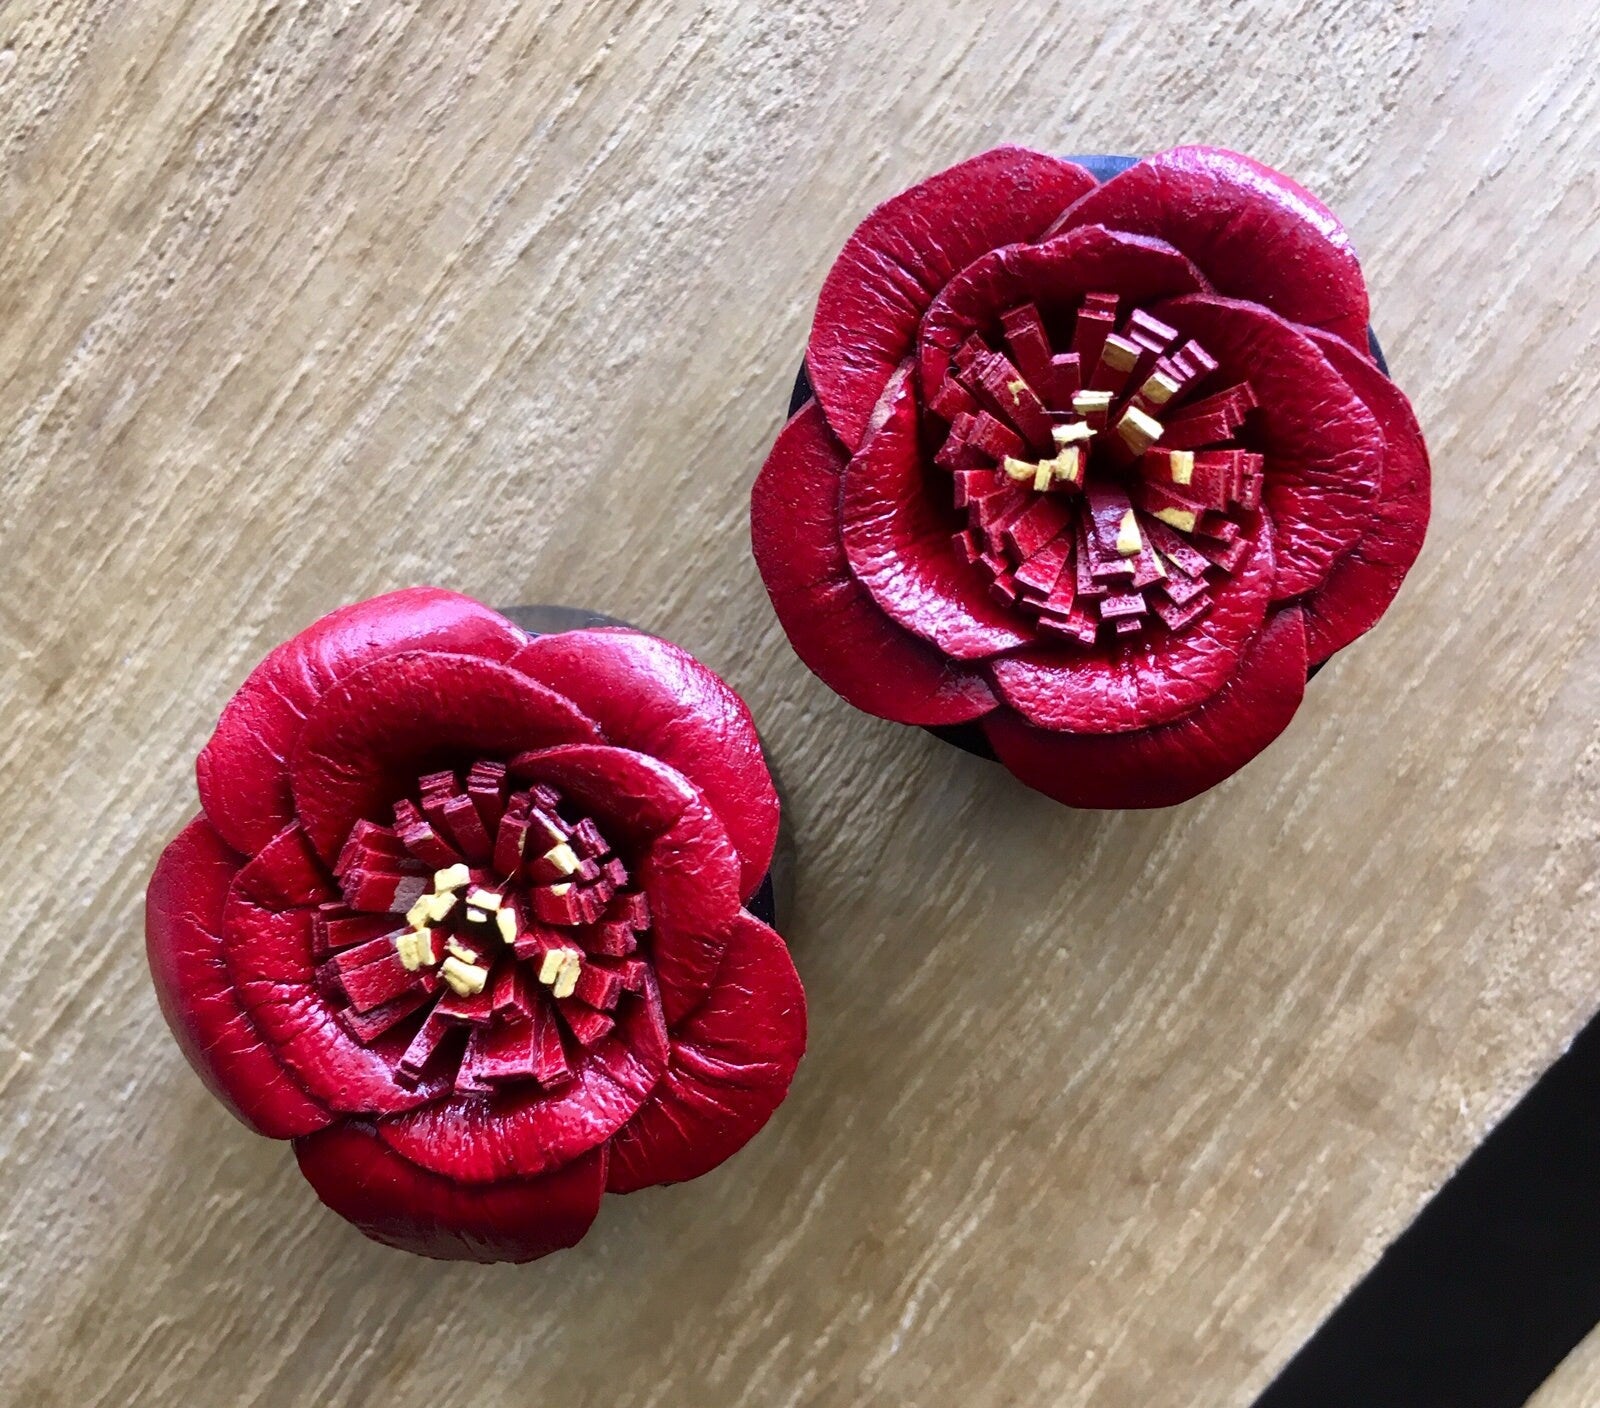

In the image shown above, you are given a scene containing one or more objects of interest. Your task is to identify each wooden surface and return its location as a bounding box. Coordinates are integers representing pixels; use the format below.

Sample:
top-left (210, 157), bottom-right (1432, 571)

top-left (3, 3), bottom-right (1598, 1405)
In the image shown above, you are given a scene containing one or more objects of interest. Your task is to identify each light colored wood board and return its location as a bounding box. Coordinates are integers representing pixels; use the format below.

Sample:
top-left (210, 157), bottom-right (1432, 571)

top-left (2, 1), bottom-right (1598, 1404)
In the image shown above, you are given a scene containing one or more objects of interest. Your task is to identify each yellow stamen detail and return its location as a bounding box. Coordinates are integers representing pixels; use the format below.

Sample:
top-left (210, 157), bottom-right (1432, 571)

top-left (1051, 445), bottom-right (1084, 486)
top-left (440, 956), bottom-right (488, 997)
top-left (432, 864), bottom-right (470, 893)
top-left (395, 930), bottom-right (436, 971)
top-left (1140, 371), bottom-right (1180, 405)
top-left (1099, 336), bottom-right (1138, 372)
top-left (543, 844), bottom-right (580, 877)
top-left (1115, 510), bottom-right (1142, 557)
top-left (496, 907), bottom-right (518, 945)
top-left (1117, 407), bottom-right (1163, 455)
top-left (552, 952), bottom-right (582, 1001)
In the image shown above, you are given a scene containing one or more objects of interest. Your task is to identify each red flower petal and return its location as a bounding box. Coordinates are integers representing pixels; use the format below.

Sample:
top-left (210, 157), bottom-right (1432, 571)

top-left (840, 366), bottom-right (1034, 660)
top-left (510, 745), bottom-right (742, 1027)
top-left (294, 1122), bottom-right (606, 1263)
top-left (508, 629), bottom-right (780, 902)
top-left (144, 816), bottom-right (330, 1138)
top-left (197, 588), bottom-right (526, 856)
top-left (807, 147), bottom-right (1096, 450)
top-left (1051, 146), bottom-right (1371, 350)
top-left (984, 606), bottom-right (1309, 807)
top-left (291, 651), bottom-right (600, 864)
top-left (376, 974), bottom-right (670, 1182)
top-left (221, 827), bottom-right (449, 1115)
top-left (987, 514), bottom-right (1277, 733)
top-left (918, 225), bottom-right (1209, 401)
top-left (606, 911), bottom-right (805, 1193)
top-left (751, 401), bottom-right (998, 726)
top-left (1157, 295), bottom-right (1382, 600)
top-left (1300, 331), bottom-right (1431, 664)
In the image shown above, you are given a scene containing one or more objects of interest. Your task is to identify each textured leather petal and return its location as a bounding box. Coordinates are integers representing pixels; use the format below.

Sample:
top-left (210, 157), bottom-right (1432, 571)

top-left (197, 588), bottom-right (526, 856)
top-left (1300, 331), bottom-right (1432, 664)
top-left (808, 147), bottom-right (1096, 450)
top-left (918, 224), bottom-right (1209, 400)
top-left (1158, 295), bottom-right (1383, 600)
top-left (221, 827), bottom-right (449, 1115)
top-left (1051, 146), bottom-right (1371, 350)
top-left (508, 629), bottom-right (780, 902)
top-left (840, 366), bottom-right (1033, 660)
top-left (985, 606), bottom-right (1309, 807)
top-left (607, 911), bottom-right (805, 1193)
top-left (509, 745), bottom-right (742, 1026)
top-left (294, 1122), bottom-right (606, 1263)
top-left (988, 514), bottom-right (1277, 733)
top-left (144, 816), bottom-right (330, 1138)
top-left (291, 651), bottom-right (599, 863)
top-left (376, 976), bottom-right (670, 1182)
top-left (752, 400), bottom-right (998, 726)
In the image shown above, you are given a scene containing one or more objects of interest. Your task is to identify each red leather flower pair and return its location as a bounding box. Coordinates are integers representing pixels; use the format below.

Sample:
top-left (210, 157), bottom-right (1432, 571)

top-left (753, 146), bottom-right (1430, 807)
top-left (146, 145), bottom-right (1432, 1266)
top-left (146, 588), bottom-right (804, 1262)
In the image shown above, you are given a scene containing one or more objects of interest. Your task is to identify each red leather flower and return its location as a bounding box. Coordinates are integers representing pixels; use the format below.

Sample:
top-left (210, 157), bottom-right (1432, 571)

top-left (753, 146), bottom-right (1429, 807)
top-left (145, 588), bottom-right (804, 1262)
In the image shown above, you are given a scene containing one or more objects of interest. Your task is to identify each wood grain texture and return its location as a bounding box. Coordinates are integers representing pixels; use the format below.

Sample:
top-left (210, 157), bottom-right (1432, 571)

top-left (2, 2), bottom-right (1597, 1404)
top-left (1532, 1324), bottom-right (1600, 1408)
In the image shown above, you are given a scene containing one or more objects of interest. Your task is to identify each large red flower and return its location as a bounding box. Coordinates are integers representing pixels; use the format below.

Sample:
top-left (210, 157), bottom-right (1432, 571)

top-left (753, 146), bottom-right (1430, 807)
top-left (145, 588), bottom-right (804, 1262)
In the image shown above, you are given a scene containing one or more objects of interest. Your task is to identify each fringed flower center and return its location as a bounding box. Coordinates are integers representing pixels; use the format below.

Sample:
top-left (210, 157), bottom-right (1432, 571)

top-left (313, 762), bottom-right (650, 1095)
top-left (931, 293), bottom-right (1264, 643)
